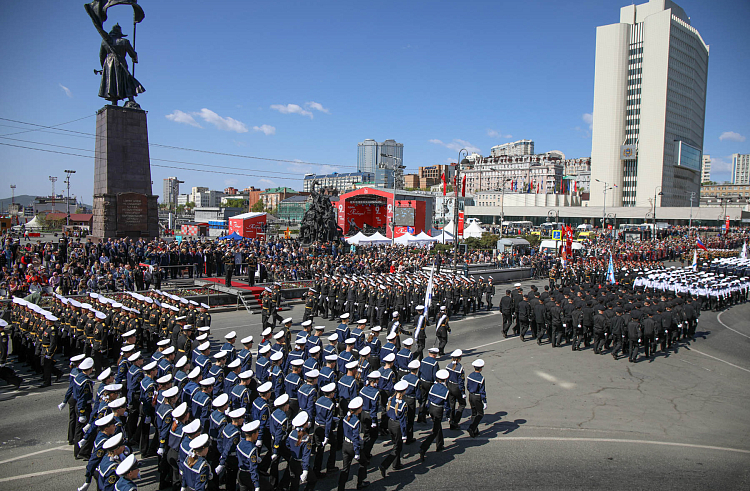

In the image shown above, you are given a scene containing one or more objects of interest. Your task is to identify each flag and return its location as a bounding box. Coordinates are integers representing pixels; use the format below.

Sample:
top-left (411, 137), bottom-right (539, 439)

top-left (461, 175), bottom-right (466, 197)
top-left (692, 250), bottom-right (698, 272)
top-left (86, 0), bottom-right (145, 29)
top-left (607, 254), bottom-right (616, 284)
top-left (573, 180), bottom-right (577, 193)
top-left (696, 238), bottom-right (707, 251)
top-left (441, 173), bottom-right (447, 196)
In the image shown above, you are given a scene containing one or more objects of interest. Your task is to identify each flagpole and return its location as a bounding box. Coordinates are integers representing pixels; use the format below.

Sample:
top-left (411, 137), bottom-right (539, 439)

top-left (132, 17), bottom-right (137, 77)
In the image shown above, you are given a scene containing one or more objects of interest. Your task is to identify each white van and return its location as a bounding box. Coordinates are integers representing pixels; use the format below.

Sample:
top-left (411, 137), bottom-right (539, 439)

top-left (577, 224), bottom-right (593, 231)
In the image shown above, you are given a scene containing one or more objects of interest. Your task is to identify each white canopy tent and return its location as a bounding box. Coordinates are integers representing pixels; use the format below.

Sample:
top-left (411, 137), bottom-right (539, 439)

top-left (359, 231), bottom-right (391, 244)
top-left (395, 232), bottom-right (434, 246)
top-left (415, 231), bottom-right (437, 242)
top-left (463, 221), bottom-right (487, 238)
top-left (345, 232), bottom-right (368, 245)
top-left (22, 215), bottom-right (43, 230)
top-left (432, 229), bottom-right (455, 243)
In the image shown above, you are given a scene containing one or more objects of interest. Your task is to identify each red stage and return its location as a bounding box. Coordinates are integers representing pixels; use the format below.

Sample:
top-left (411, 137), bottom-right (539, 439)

top-left (336, 188), bottom-right (434, 238)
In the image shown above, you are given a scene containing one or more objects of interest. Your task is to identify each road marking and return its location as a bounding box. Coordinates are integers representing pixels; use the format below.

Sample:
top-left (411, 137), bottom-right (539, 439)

top-left (0, 465), bottom-right (86, 483)
top-left (535, 370), bottom-right (576, 389)
top-left (716, 311), bottom-right (750, 339)
top-left (0, 445), bottom-right (69, 465)
top-left (470, 436), bottom-right (750, 455)
top-left (687, 348), bottom-right (750, 374)
top-left (466, 336), bottom-right (514, 351)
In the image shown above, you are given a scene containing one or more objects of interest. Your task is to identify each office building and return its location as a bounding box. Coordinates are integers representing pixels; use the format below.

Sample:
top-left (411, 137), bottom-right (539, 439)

top-left (590, 0), bottom-right (709, 207)
top-left (278, 195), bottom-right (312, 223)
top-left (418, 165), bottom-right (455, 188)
top-left (490, 140), bottom-right (534, 158)
top-left (260, 187), bottom-right (300, 211)
top-left (701, 154), bottom-right (711, 183)
top-left (731, 153), bottom-right (750, 185)
top-left (461, 154), bottom-right (564, 196)
top-left (357, 139), bottom-right (404, 188)
top-left (302, 171), bottom-right (374, 194)
top-left (163, 177), bottom-right (183, 208)
top-left (701, 183), bottom-right (750, 199)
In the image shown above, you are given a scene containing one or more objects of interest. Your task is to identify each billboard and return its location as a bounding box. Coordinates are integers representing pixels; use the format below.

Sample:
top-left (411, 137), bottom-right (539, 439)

top-left (394, 207), bottom-right (415, 226)
top-left (620, 145), bottom-right (637, 160)
top-left (228, 212), bottom-right (267, 238)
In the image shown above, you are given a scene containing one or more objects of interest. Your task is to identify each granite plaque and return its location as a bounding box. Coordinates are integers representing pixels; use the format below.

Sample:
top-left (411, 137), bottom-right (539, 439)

top-left (117, 192), bottom-right (148, 233)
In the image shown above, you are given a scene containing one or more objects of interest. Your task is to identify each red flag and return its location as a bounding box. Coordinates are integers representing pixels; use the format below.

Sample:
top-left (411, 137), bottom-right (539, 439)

top-left (441, 173), bottom-right (447, 196)
top-left (573, 180), bottom-right (577, 193)
top-left (461, 175), bottom-right (466, 197)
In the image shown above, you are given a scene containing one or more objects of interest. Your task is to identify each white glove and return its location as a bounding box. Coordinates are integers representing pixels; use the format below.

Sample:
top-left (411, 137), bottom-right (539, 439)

top-left (563, 324), bottom-right (567, 328)
top-left (255, 439), bottom-right (262, 448)
top-left (300, 470), bottom-right (308, 483)
top-left (271, 453), bottom-right (278, 462)
top-left (78, 438), bottom-right (87, 448)
top-left (482, 402), bottom-right (487, 411)
top-left (215, 465), bottom-right (224, 475)
top-left (77, 483), bottom-right (90, 491)
top-left (157, 448), bottom-right (164, 456)
top-left (144, 416), bottom-right (151, 424)
top-left (402, 436), bottom-right (407, 442)
top-left (83, 424), bottom-right (91, 433)
top-left (354, 454), bottom-right (360, 461)
top-left (180, 488), bottom-right (187, 491)
top-left (58, 402), bottom-right (66, 411)
top-left (255, 488), bottom-right (260, 491)
top-left (696, 319), bottom-right (699, 323)
top-left (371, 422), bottom-right (377, 428)
top-left (78, 416), bottom-right (86, 423)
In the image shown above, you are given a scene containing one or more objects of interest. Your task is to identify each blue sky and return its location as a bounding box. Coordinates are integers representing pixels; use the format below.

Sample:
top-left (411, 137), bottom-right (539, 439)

top-left (0, 0), bottom-right (748, 203)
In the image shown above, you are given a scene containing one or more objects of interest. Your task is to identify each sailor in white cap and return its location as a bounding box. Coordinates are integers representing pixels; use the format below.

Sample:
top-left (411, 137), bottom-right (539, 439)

top-left (418, 369), bottom-right (451, 461)
top-left (77, 411), bottom-right (118, 491)
top-left (319, 354), bottom-right (338, 390)
top-left (338, 361), bottom-right (360, 418)
top-left (237, 419), bottom-right (262, 491)
top-left (298, 368), bottom-right (319, 423)
top-left (237, 336), bottom-right (254, 373)
top-left (184, 433), bottom-right (211, 491)
top-left (338, 396), bottom-right (367, 490)
top-left (336, 313), bottom-right (352, 352)
top-left (435, 305), bottom-right (451, 356)
top-left (467, 359), bottom-right (487, 437)
top-left (402, 360), bottom-right (421, 443)
top-left (379, 380), bottom-right (409, 477)
top-left (97, 433), bottom-right (126, 491)
top-left (73, 357), bottom-right (96, 460)
top-left (221, 331), bottom-right (238, 364)
top-left (138, 360), bottom-right (160, 457)
top-left (218, 407), bottom-right (246, 487)
top-left (114, 453), bottom-right (139, 491)
top-left (287, 411), bottom-right (314, 488)
top-left (193, 377), bottom-right (215, 431)
top-left (446, 349), bottom-right (466, 430)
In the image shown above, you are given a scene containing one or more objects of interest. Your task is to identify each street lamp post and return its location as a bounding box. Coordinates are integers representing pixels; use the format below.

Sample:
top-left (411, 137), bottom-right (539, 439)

top-left (453, 149), bottom-right (469, 271)
top-left (594, 179), bottom-right (614, 230)
top-left (380, 153), bottom-right (404, 245)
top-left (689, 191), bottom-right (696, 230)
top-left (9, 184), bottom-right (16, 226)
top-left (64, 169), bottom-right (76, 228)
top-left (653, 186), bottom-right (663, 238)
top-left (490, 170), bottom-right (511, 238)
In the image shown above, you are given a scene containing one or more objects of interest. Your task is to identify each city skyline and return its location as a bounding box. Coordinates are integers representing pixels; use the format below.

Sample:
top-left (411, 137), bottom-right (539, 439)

top-left (0, 0), bottom-right (747, 202)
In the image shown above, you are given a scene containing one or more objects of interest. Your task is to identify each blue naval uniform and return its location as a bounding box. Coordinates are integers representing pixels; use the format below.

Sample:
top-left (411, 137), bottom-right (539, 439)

top-left (74, 371), bottom-right (94, 418)
top-left (287, 429), bottom-right (312, 470)
top-left (337, 350), bottom-right (354, 374)
top-left (284, 372), bottom-right (302, 402)
top-left (237, 438), bottom-right (261, 489)
top-left (336, 323), bottom-right (351, 344)
top-left (379, 342), bottom-right (396, 364)
top-left (157, 358), bottom-right (173, 378)
top-left (285, 348), bottom-right (305, 373)
top-left (337, 374), bottom-right (358, 403)
top-left (446, 361), bottom-right (465, 393)
top-left (318, 366), bottom-right (337, 394)
top-left (270, 408), bottom-right (289, 457)
top-left (220, 342), bottom-right (237, 363)
top-left (97, 454), bottom-right (121, 491)
top-left (223, 371), bottom-right (239, 396)
top-left (350, 328), bottom-right (366, 352)
top-left (255, 356), bottom-right (270, 384)
top-left (302, 356), bottom-right (319, 374)
top-left (357, 358), bottom-right (371, 383)
top-left (114, 477), bottom-right (138, 491)
top-left (219, 422), bottom-right (241, 466)
top-left (194, 355), bottom-right (211, 378)
top-left (183, 456), bottom-right (210, 491)
top-left (419, 357), bottom-right (439, 383)
top-left (270, 365), bottom-right (285, 399)
top-left (209, 409), bottom-right (227, 439)
top-left (402, 373), bottom-right (420, 399)
top-left (467, 371), bottom-right (487, 403)
top-left (237, 348), bottom-right (252, 373)
top-left (342, 413), bottom-right (361, 456)
top-left (427, 382), bottom-right (451, 414)
top-left (366, 337), bottom-right (381, 361)
top-left (251, 396), bottom-right (270, 443)
top-left (179, 436), bottom-right (193, 479)
top-left (182, 380), bottom-right (199, 406)
top-left (306, 334), bottom-right (322, 354)
top-left (156, 403), bottom-right (173, 452)
top-left (395, 347), bottom-right (413, 372)
top-left (297, 383), bottom-right (317, 420)
top-left (63, 367), bottom-right (80, 405)
top-left (314, 394), bottom-right (336, 439)
top-left (84, 399), bottom-right (111, 441)
top-left (359, 385), bottom-right (380, 426)
top-left (208, 365), bottom-right (225, 395)
top-left (168, 419), bottom-right (184, 452)
top-left (115, 359), bottom-right (129, 385)
top-left (385, 396), bottom-right (408, 436)
top-left (139, 376), bottom-right (156, 419)
top-left (378, 367), bottom-right (395, 394)
top-left (86, 431), bottom-right (110, 482)
top-left (191, 390), bottom-right (212, 429)
top-left (230, 384), bottom-right (251, 412)
top-left (323, 344), bottom-right (337, 360)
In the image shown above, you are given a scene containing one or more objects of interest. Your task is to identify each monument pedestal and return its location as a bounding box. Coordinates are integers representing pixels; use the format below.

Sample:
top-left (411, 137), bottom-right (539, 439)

top-left (92, 105), bottom-right (159, 239)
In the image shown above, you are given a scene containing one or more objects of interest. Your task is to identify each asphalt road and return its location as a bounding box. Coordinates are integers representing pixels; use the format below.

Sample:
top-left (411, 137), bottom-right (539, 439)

top-left (1, 278), bottom-right (749, 490)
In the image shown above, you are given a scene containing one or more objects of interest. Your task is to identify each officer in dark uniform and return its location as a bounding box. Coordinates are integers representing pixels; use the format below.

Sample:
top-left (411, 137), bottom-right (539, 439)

top-left (40, 314), bottom-right (62, 387)
top-left (466, 359), bottom-right (486, 438)
top-left (500, 290), bottom-right (513, 337)
top-left (246, 253), bottom-right (257, 287)
top-left (223, 251), bottom-right (234, 287)
top-left (485, 278), bottom-right (495, 310)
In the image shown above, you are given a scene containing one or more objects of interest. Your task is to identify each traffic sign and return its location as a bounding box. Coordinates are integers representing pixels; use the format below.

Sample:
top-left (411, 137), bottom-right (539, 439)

top-left (552, 230), bottom-right (562, 240)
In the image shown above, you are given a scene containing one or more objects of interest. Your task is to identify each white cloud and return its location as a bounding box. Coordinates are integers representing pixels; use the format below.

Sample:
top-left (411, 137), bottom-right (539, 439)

top-left (59, 84), bottom-right (72, 98)
top-left (710, 156), bottom-right (733, 172)
top-left (582, 113), bottom-right (593, 131)
top-left (253, 124), bottom-right (276, 136)
top-left (270, 104), bottom-right (313, 119)
top-left (719, 131), bottom-right (746, 142)
top-left (429, 138), bottom-right (481, 154)
top-left (258, 178), bottom-right (276, 186)
top-left (194, 108), bottom-right (248, 133)
top-left (165, 110), bottom-right (202, 128)
top-left (224, 179), bottom-right (239, 186)
top-left (304, 101), bottom-right (330, 114)
top-left (487, 129), bottom-right (512, 139)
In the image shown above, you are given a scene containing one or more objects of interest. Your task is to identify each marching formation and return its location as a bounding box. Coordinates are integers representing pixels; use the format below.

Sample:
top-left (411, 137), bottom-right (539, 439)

top-left (3, 285), bottom-right (488, 491)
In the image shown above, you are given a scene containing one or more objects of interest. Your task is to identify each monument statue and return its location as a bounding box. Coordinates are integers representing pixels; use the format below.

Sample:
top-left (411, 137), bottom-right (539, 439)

top-left (85, 0), bottom-right (145, 108)
top-left (299, 183), bottom-right (343, 245)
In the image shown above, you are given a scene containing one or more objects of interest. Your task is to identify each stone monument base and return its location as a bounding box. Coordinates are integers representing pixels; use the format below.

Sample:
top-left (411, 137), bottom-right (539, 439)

top-left (91, 105), bottom-right (159, 239)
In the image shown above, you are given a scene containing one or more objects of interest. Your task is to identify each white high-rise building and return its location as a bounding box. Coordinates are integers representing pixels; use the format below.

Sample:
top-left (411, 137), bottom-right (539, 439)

top-left (490, 140), bottom-right (534, 158)
top-left (590, 0), bottom-right (709, 207)
top-left (357, 139), bottom-right (404, 188)
top-left (732, 154), bottom-right (750, 185)
top-left (162, 177), bottom-right (183, 208)
top-left (701, 154), bottom-right (711, 183)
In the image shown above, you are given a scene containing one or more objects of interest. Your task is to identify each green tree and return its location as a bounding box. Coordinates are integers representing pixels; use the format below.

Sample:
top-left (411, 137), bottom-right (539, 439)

top-left (251, 200), bottom-right (265, 212)
top-left (225, 198), bottom-right (246, 208)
